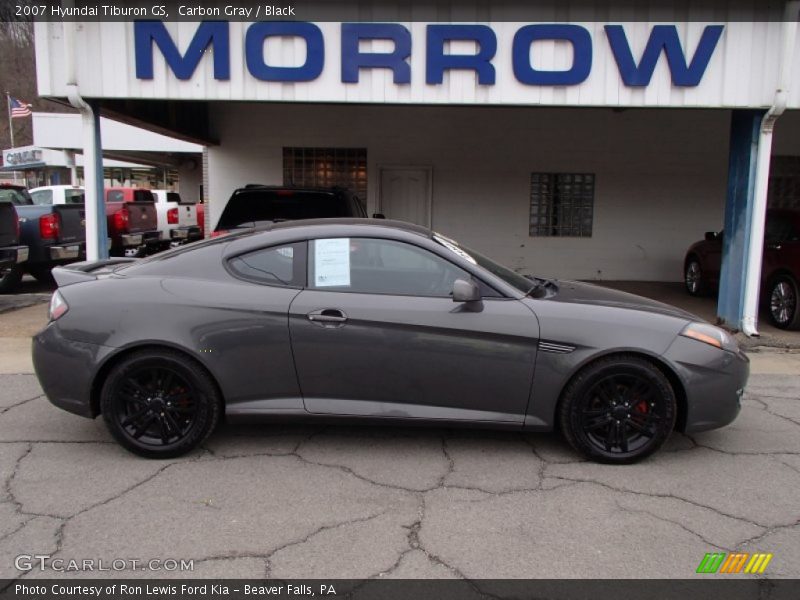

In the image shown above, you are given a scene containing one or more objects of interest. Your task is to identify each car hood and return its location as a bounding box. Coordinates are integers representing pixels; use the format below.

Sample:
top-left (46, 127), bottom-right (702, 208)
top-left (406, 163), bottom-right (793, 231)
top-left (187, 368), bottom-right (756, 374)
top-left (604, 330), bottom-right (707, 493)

top-left (549, 280), bottom-right (701, 321)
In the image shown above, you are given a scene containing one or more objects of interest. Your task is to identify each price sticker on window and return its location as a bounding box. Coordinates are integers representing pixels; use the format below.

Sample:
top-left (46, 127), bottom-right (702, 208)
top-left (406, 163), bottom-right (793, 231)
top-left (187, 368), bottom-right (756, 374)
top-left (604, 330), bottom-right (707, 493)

top-left (314, 238), bottom-right (351, 287)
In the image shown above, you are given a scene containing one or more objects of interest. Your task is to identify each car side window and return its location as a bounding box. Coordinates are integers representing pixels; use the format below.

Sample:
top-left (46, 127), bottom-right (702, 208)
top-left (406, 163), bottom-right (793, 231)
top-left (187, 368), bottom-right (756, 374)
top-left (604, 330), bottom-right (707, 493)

top-left (228, 242), bottom-right (305, 287)
top-left (308, 237), bottom-right (482, 297)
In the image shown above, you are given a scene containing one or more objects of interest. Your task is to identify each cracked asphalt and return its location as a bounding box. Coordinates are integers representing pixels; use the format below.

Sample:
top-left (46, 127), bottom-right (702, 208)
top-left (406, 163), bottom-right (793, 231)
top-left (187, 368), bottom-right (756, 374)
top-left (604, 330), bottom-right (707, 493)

top-left (1, 360), bottom-right (799, 581)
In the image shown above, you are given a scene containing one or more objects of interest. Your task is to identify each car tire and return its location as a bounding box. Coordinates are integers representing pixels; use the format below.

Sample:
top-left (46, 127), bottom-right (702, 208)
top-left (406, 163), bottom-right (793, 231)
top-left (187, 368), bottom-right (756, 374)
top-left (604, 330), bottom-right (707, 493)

top-left (559, 355), bottom-right (677, 464)
top-left (28, 266), bottom-right (55, 285)
top-left (684, 257), bottom-right (705, 296)
top-left (0, 265), bottom-right (23, 294)
top-left (768, 275), bottom-right (800, 330)
top-left (100, 349), bottom-right (222, 459)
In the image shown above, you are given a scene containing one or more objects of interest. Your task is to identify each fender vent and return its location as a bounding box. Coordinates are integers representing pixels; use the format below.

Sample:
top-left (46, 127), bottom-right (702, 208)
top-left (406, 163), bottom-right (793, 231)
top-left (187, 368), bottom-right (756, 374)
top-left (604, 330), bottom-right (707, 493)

top-left (539, 340), bottom-right (576, 354)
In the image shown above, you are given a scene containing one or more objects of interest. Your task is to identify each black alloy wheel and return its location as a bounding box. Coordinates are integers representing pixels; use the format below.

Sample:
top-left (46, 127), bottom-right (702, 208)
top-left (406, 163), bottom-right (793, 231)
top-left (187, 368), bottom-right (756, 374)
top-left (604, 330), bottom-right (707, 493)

top-left (560, 356), bottom-right (676, 464)
top-left (768, 276), bottom-right (800, 330)
top-left (101, 349), bottom-right (221, 458)
top-left (684, 258), bottom-right (704, 296)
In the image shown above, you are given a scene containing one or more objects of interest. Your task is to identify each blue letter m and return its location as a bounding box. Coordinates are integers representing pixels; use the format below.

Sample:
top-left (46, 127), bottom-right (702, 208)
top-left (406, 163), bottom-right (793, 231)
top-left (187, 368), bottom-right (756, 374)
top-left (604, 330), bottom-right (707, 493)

top-left (135, 21), bottom-right (230, 80)
top-left (605, 24), bottom-right (723, 87)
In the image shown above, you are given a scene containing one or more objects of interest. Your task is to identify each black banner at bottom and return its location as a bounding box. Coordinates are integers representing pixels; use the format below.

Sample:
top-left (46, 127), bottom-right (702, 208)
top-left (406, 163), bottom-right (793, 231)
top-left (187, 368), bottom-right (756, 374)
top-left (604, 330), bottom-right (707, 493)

top-left (1, 579), bottom-right (798, 600)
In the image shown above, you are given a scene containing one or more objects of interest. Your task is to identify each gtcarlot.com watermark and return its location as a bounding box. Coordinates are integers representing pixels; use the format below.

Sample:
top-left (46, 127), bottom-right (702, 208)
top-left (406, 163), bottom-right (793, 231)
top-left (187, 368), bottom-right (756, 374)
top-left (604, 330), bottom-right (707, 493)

top-left (15, 554), bottom-right (194, 572)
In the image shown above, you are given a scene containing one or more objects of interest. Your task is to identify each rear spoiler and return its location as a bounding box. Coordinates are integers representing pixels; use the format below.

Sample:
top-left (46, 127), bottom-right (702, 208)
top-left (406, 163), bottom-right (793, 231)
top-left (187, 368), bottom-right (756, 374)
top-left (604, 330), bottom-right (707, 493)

top-left (52, 258), bottom-right (138, 287)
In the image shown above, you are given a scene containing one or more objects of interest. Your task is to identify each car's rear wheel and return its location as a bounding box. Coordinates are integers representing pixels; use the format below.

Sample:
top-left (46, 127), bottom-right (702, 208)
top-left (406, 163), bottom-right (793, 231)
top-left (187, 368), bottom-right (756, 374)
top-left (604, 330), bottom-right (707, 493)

top-left (684, 257), bottom-right (705, 296)
top-left (559, 356), bottom-right (676, 464)
top-left (768, 275), bottom-right (800, 330)
top-left (100, 349), bottom-right (221, 458)
top-left (0, 265), bottom-right (23, 294)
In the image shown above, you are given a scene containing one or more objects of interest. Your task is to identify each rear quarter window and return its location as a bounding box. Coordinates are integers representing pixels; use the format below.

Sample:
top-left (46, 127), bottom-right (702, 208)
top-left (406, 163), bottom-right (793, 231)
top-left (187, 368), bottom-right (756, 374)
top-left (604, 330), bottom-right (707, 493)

top-left (31, 190), bottom-right (53, 205)
top-left (227, 242), bottom-right (306, 287)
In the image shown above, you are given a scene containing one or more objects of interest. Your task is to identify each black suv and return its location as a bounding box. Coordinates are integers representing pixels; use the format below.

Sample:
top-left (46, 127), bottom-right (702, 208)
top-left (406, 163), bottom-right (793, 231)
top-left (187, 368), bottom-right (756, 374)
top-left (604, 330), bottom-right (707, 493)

top-left (213, 186), bottom-right (368, 235)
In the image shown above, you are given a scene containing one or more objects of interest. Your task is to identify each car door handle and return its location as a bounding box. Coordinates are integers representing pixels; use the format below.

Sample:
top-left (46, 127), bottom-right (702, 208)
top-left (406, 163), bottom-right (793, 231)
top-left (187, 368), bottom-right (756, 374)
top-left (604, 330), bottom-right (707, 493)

top-left (767, 243), bottom-right (782, 251)
top-left (307, 309), bottom-right (348, 326)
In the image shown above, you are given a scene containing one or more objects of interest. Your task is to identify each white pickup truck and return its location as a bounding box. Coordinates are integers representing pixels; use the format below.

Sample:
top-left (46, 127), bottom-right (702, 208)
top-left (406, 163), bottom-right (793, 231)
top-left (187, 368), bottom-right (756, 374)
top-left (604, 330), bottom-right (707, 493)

top-left (151, 190), bottom-right (203, 246)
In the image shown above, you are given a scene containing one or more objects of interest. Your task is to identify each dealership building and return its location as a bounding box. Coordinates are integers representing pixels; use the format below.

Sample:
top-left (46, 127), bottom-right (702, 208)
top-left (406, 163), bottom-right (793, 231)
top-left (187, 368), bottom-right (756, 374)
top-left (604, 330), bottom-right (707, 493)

top-left (33, 1), bottom-right (800, 334)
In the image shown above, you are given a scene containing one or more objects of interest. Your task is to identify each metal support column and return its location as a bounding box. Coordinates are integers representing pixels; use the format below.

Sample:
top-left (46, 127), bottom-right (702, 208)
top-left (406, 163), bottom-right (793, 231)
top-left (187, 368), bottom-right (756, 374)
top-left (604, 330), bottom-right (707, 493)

top-left (81, 102), bottom-right (108, 260)
top-left (717, 110), bottom-right (765, 330)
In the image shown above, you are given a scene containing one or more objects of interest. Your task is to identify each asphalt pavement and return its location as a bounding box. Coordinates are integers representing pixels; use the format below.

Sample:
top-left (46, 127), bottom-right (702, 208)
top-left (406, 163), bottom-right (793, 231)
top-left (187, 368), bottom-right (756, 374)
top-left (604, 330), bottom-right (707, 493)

top-left (1, 360), bottom-right (799, 580)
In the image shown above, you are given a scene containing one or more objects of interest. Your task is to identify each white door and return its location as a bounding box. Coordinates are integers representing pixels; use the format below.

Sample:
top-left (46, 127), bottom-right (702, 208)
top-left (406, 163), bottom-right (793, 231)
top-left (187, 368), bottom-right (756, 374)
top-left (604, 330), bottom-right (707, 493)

top-left (378, 167), bottom-right (432, 228)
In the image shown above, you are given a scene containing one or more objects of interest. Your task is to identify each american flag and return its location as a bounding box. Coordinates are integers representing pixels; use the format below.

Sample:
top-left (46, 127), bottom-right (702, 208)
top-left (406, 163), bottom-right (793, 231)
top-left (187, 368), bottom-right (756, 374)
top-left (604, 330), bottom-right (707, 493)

top-left (9, 96), bottom-right (32, 118)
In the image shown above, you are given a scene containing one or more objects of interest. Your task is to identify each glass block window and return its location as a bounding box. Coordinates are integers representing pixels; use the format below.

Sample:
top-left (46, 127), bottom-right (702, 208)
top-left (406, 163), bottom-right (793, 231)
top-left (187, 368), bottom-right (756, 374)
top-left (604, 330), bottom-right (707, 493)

top-left (283, 147), bottom-right (368, 200)
top-left (529, 173), bottom-right (594, 237)
top-left (768, 156), bottom-right (800, 210)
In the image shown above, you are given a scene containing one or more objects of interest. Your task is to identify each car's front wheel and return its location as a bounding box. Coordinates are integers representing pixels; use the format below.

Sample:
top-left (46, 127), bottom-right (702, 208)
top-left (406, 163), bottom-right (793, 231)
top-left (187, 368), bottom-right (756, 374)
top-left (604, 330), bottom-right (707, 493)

top-left (768, 275), bottom-right (800, 330)
top-left (684, 257), bottom-right (705, 296)
top-left (100, 349), bottom-right (221, 458)
top-left (559, 355), bottom-right (676, 464)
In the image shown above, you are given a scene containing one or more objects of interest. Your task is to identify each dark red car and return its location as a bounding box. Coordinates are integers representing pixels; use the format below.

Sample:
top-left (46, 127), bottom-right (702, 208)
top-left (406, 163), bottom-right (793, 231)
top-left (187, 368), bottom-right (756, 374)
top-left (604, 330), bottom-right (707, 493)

top-left (684, 208), bottom-right (800, 329)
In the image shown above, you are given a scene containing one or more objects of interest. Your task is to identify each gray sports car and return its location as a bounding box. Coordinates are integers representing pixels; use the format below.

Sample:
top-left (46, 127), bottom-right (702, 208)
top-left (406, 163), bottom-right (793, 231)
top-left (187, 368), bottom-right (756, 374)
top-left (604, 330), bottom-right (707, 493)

top-left (33, 219), bottom-right (748, 463)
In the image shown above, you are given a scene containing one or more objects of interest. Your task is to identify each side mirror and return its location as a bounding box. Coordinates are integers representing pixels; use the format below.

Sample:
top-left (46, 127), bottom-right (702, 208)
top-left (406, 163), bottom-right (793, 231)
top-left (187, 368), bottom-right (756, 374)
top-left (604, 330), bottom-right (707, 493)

top-left (452, 278), bottom-right (482, 308)
top-left (372, 213), bottom-right (386, 219)
top-left (704, 231), bottom-right (718, 241)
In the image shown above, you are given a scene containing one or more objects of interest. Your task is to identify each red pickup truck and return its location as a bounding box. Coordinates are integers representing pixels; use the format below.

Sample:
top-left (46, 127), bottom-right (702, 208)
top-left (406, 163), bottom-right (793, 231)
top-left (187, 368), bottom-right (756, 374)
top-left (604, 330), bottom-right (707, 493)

top-left (105, 188), bottom-right (164, 257)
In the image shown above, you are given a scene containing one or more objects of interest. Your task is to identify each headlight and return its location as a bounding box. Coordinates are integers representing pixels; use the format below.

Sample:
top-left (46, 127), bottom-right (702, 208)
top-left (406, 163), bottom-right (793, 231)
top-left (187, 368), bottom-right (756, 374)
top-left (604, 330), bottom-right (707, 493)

top-left (48, 290), bottom-right (69, 321)
top-left (680, 322), bottom-right (735, 351)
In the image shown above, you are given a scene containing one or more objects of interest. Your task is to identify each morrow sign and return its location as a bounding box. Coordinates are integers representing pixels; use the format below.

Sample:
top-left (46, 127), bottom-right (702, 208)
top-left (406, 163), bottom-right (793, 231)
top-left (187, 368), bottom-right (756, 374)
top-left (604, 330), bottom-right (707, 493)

top-left (134, 22), bottom-right (725, 87)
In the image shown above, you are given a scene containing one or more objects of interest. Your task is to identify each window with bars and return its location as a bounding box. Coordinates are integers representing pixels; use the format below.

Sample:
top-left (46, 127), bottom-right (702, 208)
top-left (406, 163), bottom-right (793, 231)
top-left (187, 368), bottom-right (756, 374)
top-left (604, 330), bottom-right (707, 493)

top-left (529, 173), bottom-right (594, 237)
top-left (283, 147), bottom-right (368, 200)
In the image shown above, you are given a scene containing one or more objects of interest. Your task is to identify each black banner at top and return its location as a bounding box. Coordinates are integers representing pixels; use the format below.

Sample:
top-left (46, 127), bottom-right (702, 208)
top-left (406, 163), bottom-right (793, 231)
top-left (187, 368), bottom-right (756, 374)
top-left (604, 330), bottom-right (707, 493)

top-left (0, 0), bottom-right (794, 22)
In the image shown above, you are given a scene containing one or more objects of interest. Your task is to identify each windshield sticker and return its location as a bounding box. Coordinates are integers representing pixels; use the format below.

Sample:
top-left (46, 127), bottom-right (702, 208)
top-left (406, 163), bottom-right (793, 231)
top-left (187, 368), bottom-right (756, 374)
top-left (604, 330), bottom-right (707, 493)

top-left (314, 238), bottom-right (351, 287)
top-left (433, 234), bottom-right (477, 265)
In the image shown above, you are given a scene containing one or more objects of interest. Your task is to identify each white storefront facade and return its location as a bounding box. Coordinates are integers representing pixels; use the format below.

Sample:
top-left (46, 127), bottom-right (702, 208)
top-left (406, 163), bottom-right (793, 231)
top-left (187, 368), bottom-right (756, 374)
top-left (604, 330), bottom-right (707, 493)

top-left (33, 1), bottom-right (800, 330)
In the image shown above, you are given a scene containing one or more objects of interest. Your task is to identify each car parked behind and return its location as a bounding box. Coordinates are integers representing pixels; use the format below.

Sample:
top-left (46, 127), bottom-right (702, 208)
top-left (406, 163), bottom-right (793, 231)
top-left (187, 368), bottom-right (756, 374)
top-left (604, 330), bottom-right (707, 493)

top-left (0, 195), bottom-right (29, 293)
top-left (105, 188), bottom-right (164, 257)
top-left (213, 186), bottom-right (368, 236)
top-left (1, 184), bottom-right (85, 289)
top-left (684, 208), bottom-right (800, 329)
top-left (151, 190), bottom-right (202, 247)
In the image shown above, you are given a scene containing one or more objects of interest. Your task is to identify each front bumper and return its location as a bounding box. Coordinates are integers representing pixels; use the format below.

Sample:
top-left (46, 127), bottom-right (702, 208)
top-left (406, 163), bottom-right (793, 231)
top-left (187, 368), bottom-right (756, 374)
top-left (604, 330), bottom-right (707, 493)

top-left (32, 322), bottom-right (112, 418)
top-left (663, 335), bottom-right (749, 433)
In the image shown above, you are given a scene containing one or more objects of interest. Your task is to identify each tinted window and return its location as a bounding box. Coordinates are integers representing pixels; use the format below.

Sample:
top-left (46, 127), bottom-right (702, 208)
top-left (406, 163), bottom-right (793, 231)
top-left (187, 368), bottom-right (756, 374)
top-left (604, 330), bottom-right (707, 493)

top-left (64, 189), bottom-right (85, 204)
top-left (218, 190), bottom-right (354, 230)
top-left (765, 214), bottom-right (798, 242)
top-left (228, 242), bottom-right (304, 287)
top-left (31, 190), bottom-right (53, 205)
top-left (0, 187), bottom-right (33, 206)
top-left (106, 190), bottom-right (124, 202)
top-left (309, 238), bottom-right (472, 297)
top-left (134, 190), bottom-right (154, 202)
top-left (167, 192), bottom-right (182, 204)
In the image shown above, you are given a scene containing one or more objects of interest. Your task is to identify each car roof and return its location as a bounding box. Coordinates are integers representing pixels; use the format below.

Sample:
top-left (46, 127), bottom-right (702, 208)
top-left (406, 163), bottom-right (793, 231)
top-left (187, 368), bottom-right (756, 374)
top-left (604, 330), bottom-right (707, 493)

top-left (233, 185), bottom-right (349, 195)
top-left (268, 217), bottom-right (431, 237)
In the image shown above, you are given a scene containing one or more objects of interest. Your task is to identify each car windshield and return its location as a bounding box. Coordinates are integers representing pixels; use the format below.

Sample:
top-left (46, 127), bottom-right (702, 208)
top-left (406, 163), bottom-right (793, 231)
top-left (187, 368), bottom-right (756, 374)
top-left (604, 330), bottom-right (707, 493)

top-left (217, 190), bottom-right (355, 230)
top-left (0, 187), bottom-right (33, 206)
top-left (432, 233), bottom-right (539, 294)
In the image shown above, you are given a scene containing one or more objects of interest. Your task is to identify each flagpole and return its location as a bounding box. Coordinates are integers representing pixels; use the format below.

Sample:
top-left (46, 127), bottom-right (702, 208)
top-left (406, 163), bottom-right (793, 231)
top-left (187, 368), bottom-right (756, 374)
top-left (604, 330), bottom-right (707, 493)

top-left (5, 92), bottom-right (14, 149)
top-left (6, 92), bottom-right (18, 183)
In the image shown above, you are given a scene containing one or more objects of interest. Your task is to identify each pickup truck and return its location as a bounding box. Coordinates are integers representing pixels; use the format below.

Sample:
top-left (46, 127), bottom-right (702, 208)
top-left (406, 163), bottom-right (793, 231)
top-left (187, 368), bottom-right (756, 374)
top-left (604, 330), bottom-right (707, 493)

top-left (151, 189), bottom-right (202, 246)
top-left (105, 188), bottom-right (164, 257)
top-left (1, 184), bottom-right (84, 288)
top-left (0, 192), bottom-right (29, 293)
